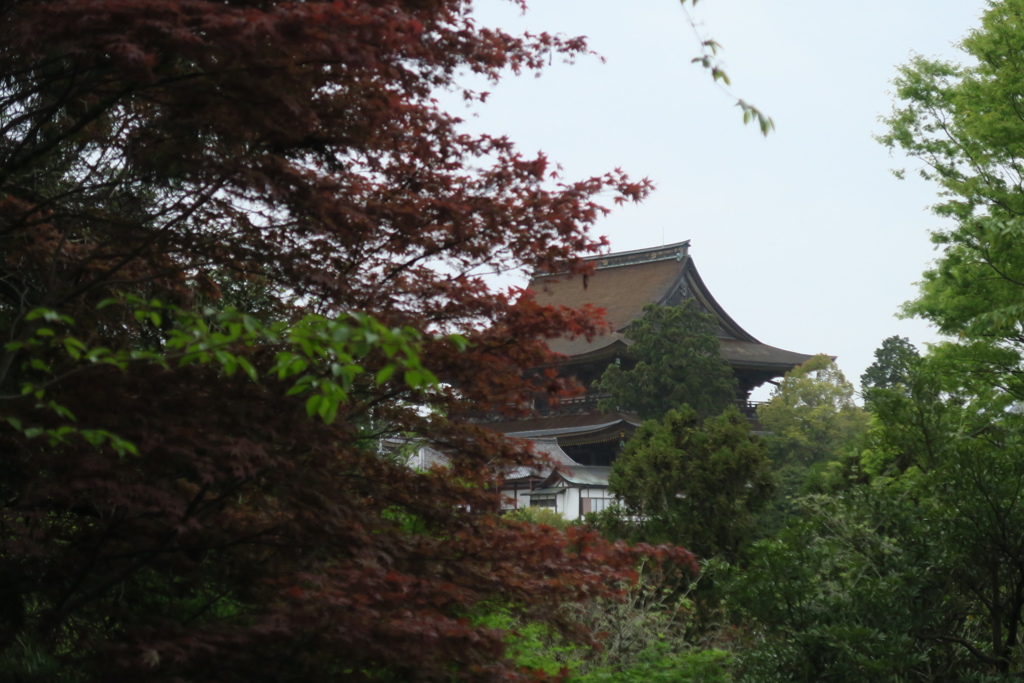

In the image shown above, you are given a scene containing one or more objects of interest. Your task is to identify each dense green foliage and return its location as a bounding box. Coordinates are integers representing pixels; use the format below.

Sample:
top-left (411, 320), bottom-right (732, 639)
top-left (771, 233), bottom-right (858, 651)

top-left (860, 335), bottom-right (921, 394)
top-left (486, 2), bottom-right (1024, 681)
top-left (706, 3), bottom-right (1024, 680)
top-left (581, 7), bottom-right (1024, 677)
top-left (467, 5), bottom-right (1024, 681)
top-left (503, 506), bottom-right (572, 531)
top-left (757, 355), bottom-right (869, 469)
top-left (732, 354), bottom-right (1024, 680)
top-left (879, 0), bottom-right (1024, 359)
top-left (606, 405), bottom-right (773, 561)
top-left (596, 302), bottom-right (736, 420)
top-left (480, 566), bottom-right (733, 683)
top-left (746, 355), bottom-right (869, 535)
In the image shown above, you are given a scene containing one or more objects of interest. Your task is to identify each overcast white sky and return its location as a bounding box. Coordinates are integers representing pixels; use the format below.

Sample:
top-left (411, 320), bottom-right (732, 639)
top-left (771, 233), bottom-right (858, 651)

top-left (451, 0), bottom-right (989, 398)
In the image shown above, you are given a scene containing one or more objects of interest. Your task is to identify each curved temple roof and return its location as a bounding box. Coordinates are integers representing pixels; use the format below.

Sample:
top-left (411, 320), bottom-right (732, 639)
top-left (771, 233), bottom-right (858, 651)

top-left (527, 240), bottom-right (817, 372)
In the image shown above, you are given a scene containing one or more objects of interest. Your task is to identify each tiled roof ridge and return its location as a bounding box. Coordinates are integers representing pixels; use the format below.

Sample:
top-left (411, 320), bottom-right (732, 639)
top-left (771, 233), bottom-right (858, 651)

top-left (534, 240), bottom-right (691, 277)
top-left (583, 240), bottom-right (690, 271)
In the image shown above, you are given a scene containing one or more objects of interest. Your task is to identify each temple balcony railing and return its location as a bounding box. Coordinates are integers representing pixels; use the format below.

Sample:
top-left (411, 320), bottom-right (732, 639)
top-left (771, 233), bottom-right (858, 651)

top-left (460, 392), bottom-right (613, 424)
top-left (466, 394), bottom-right (769, 422)
top-left (539, 395), bottom-right (768, 419)
top-left (535, 392), bottom-right (612, 416)
top-left (734, 399), bottom-right (766, 420)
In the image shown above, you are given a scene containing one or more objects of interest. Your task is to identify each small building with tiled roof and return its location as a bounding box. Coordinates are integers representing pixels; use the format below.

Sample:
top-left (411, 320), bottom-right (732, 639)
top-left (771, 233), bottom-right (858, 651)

top-left (521, 465), bottom-right (616, 519)
top-left (399, 437), bottom-right (614, 518)
top-left (499, 438), bottom-right (584, 511)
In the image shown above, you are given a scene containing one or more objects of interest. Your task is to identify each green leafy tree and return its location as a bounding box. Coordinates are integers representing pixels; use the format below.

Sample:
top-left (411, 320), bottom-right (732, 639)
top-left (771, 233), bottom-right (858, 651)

top-left (608, 405), bottom-right (774, 561)
top-left (503, 506), bottom-right (571, 531)
top-left (596, 301), bottom-right (736, 420)
top-left (858, 346), bottom-right (971, 476)
top-left (733, 358), bottom-right (1024, 680)
top-left (860, 336), bottom-right (921, 393)
top-left (479, 567), bottom-right (733, 683)
top-left (725, 4), bottom-right (1024, 678)
top-left (757, 355), bottom-right (869, 468)
top-left (879, 0), bottom-right (1024, 387)
top-left (729, 485), bottom-right (947, 682)
top-left (753, 356), bottom-right (869, 535)
top-left (916, 409), bottom-right (1024, 676)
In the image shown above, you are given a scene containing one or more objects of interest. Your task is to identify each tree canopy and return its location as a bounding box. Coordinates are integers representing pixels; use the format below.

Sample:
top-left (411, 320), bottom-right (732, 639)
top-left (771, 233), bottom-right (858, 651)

top-left (757, 354), bottom-right (869, 468)
top-left (720, 3), bottom-right (1024, 678)
top-left (0, 2), bottom-right (697, 681)
top-left (860, 335), bottom-right (921, 394)
top-left (880, 0), bottom-right (1024, 368)
top-left (607, 405), bottom-right (774, 561)
top-left (735, 352), bottom-right (1024, 680)
top-left (596, 301), bottom-right (736, 420)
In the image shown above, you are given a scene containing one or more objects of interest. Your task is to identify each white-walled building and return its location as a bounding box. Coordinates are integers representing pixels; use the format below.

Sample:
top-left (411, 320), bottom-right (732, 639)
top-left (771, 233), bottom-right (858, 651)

top-left (405, 438), bottom-right (618, 522)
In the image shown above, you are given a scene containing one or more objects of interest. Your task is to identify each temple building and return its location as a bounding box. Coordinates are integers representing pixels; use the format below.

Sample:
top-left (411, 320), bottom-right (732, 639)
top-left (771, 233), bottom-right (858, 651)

top-left (483, 240), bottom-right (818, 487)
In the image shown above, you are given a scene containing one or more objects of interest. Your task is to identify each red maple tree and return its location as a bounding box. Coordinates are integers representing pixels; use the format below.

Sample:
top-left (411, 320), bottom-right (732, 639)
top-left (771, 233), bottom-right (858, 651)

top-left (0, 1), bottom-right (691, 681)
